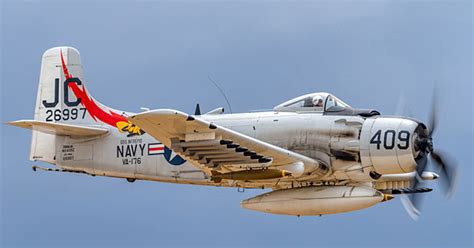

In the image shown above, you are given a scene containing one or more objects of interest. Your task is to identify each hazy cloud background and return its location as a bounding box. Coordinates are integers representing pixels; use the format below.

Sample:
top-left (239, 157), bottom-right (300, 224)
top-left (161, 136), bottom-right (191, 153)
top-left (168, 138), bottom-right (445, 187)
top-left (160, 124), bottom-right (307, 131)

top-left (1, 0), bottom-right (472, 247)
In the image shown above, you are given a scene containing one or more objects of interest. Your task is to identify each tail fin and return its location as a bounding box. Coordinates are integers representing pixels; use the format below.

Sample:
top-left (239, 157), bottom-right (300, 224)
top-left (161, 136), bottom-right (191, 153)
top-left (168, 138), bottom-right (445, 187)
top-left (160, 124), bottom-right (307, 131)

top-left (35, 47), bottom-right (82, 123)
top-left (35, 47), bottom-right (131, 125)
top-left (29, 47), bottom-right (143, 163)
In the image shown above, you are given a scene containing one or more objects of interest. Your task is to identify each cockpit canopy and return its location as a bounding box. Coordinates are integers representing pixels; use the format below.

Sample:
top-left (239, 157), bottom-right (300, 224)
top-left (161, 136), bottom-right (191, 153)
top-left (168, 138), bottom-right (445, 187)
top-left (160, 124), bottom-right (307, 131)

top-left (273, 92), bottom-right (351, 113)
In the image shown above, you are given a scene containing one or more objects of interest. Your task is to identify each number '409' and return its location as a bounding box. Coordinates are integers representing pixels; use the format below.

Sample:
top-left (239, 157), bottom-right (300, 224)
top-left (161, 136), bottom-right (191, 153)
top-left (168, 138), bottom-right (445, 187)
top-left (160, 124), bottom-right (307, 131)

top-left (370, 130), bottom-right (410, 150)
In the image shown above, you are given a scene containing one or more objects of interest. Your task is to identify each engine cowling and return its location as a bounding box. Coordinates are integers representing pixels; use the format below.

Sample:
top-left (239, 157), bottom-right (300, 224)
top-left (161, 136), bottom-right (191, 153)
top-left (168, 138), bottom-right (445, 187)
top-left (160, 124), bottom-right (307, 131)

top-left (241, 186), bottom-right (387, 216)
top-left (360, 117), bottom-right (422, 175)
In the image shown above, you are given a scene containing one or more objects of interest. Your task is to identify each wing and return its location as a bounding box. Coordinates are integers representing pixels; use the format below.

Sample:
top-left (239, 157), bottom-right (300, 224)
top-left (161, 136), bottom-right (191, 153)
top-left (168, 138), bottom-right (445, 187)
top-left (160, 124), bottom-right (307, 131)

top-left (129, 109), bottom-right (327, 177)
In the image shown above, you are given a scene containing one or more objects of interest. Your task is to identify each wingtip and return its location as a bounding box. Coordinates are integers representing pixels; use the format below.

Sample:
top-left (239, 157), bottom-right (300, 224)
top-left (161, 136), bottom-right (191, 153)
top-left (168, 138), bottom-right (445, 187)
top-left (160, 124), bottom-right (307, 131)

top-left (5, 121), bottom-right (16, 126)
top-left (6, 120), bottom-right (28, 127)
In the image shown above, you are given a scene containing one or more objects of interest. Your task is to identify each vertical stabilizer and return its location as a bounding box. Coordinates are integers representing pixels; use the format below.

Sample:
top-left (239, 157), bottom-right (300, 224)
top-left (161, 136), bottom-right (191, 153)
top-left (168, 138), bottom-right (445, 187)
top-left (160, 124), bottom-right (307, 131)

top-left (30, 47), bottom-right (85, 162)
top-left (29, 47), bottom-right (144, 163)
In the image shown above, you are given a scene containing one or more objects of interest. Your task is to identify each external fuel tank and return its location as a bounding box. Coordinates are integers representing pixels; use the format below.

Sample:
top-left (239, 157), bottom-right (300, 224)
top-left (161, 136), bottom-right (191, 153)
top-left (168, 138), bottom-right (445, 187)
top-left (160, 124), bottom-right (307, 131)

top-left (241, 186), bottom-right (390, 216)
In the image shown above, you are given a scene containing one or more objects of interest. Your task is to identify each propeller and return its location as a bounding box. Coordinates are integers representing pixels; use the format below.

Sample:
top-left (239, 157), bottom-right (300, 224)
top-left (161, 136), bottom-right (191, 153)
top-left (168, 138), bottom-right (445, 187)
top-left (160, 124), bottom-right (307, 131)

top-left (401, 91), bottom-right (458, 220)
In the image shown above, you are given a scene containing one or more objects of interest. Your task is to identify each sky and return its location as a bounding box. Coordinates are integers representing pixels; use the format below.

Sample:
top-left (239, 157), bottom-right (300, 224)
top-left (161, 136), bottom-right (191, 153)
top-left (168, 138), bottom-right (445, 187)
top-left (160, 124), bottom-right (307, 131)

top-left (1, 0), bottom-right (472, 247)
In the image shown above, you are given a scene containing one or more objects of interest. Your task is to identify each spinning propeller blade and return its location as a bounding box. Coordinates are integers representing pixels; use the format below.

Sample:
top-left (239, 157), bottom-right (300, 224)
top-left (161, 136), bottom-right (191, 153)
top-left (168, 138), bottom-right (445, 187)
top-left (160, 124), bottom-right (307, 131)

top-left (402, 90), bottom-right (458, 220)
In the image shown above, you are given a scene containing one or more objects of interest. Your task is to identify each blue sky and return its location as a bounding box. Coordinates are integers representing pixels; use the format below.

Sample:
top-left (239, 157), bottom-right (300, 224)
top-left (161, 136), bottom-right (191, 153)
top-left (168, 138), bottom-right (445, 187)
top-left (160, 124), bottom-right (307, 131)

top-left (1, 1), bottom-right (472, 247)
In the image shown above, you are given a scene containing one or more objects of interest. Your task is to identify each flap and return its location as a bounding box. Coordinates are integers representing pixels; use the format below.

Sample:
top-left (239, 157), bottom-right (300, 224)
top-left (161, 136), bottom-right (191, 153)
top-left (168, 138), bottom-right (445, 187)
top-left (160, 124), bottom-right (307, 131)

top-left (8, 120), bottom-right (108, 137)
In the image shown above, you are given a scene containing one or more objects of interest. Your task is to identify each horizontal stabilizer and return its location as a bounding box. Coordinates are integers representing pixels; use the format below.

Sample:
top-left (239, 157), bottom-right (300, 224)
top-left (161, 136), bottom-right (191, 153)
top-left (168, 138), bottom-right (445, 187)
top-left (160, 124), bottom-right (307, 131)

top-left (8, 120), bottom-right (108, 137)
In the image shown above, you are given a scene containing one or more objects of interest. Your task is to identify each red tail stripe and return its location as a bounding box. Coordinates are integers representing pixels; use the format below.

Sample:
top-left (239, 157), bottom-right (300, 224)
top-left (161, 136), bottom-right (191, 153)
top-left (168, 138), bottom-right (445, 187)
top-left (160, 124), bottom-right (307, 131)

top-left (59, 49), bottom-right (128, 127)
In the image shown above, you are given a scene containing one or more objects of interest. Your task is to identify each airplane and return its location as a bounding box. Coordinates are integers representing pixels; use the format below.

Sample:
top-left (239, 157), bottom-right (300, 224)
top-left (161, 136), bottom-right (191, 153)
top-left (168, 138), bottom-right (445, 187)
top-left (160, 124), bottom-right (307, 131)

top-left (8, 47), bottom-right (457, 219)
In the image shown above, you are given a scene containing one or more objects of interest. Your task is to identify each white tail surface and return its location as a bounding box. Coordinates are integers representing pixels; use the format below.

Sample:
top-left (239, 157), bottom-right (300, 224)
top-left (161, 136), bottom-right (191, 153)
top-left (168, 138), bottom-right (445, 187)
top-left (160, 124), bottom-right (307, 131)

top-left (10, 120), bottom-right (108, 137)
top-left (31, 47), bottom-right (83, 162)
top-left (34, 47), bottom-right (92, 124)
top-left (29, 47), bottom-right (143, 163)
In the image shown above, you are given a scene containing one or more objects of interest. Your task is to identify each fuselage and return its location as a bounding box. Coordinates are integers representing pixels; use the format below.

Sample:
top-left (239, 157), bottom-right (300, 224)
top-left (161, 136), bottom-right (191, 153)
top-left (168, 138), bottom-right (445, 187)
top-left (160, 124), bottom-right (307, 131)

top-left (53, 110), bottom-right (400, 189)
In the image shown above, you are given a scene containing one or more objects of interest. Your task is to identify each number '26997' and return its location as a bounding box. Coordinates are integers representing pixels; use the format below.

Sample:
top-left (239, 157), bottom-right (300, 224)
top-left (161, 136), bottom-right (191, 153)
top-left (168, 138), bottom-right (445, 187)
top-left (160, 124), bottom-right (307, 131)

top-left (45, 108), bottom-right (86, 121)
